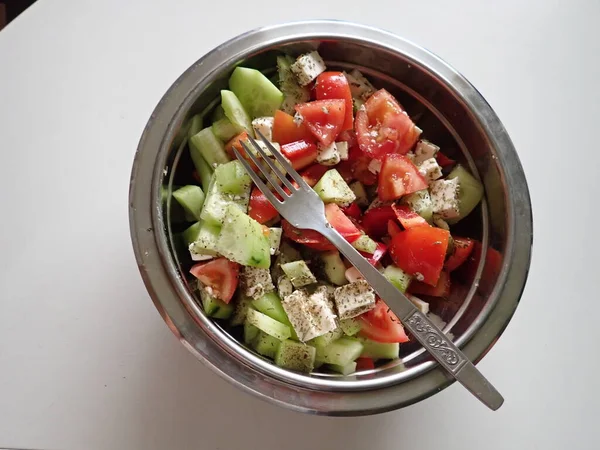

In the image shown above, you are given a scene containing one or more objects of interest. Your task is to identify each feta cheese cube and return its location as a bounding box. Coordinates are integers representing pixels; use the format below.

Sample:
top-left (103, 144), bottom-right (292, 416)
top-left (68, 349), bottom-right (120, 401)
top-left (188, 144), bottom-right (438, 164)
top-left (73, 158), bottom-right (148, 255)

top-left (189, 251), bottom-right (214, 261)
top-left (367, 159), bottom-right (382, 175)
top-left (344, 69), bottom-right (376, 100)
top-left (282, 290), bottom-right (316, 342)
top-left (336, 141), bottom-right (349, 160)
top-left (317, 142), bottom-right (341, 166)
top-left (291, 51), bottom-right (326, 86)
top-left (414, 140), bottom-right (440, 165)
top-left (305, 289), bottom-right (338, 338)
top-left (408, 294), bottom-right (429, 314)
top-left (418, 157), bottom-right (443, 183)
top-left (240, 267), bottom-right (275, 300)
top-left (430, 178), bottom-right (460, 219)
top-left (333, 280), bottom-right (376, 319)
top-left (252, 117), bottom-right (275, 142)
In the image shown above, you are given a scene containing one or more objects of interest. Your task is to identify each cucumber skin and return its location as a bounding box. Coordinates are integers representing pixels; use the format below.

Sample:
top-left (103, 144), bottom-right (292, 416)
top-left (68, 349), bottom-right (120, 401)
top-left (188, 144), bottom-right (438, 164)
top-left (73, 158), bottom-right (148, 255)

top-left (200, 286), bottom-right (233, 319)
top-left (229, 67), bottom-right (284, 118)
top-left (189, 127), bottom-right (231, 168)
top-left (187, 114), bottom-right (204, 140)
top-left (246, 308), bottom-right (291, 341)
top-left (316, 337), bottom-right (364, 366)
top-left (253, 332), bottom-right (281, 359)
top-left (189, 147), bottom-right (213, 194)
top-left (182, 221), bottom-right (202, 247)
top-left (327, 361), bottom-right (357, 375)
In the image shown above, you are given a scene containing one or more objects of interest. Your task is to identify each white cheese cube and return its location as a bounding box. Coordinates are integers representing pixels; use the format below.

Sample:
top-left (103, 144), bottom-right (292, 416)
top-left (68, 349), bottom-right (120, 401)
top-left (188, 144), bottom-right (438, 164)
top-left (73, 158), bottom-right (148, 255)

top-left (367, 159), bottom-right (382, 175)
top-left (344, 69), bottom-right (376, 100)
top-left (317, 142), bottom-right (341, 166)
top-left (282, 290), bottom-right (317, 342)
top-left (336, 141), bottom-right (349, 160)
top-left (240, 267), bottom-right (275, 300)
top-left (430, 178), bottom-right (460, 219)
top-left (418, 157), bottom-right (443, 183)
top-left (414, 140), bottom-right (440, 165)
top-left (252, 117), bottom-right (275, 142)
top-left (333, 279), bottom-right (376, 320)
top-left (305, 289), bottom-right (338, 338)
top-left (408, 295), bottom-right (429, 314)
top-left (189, 250), bottom-right (214, 261)
top-left (290, 51), bottom-right (327, 86)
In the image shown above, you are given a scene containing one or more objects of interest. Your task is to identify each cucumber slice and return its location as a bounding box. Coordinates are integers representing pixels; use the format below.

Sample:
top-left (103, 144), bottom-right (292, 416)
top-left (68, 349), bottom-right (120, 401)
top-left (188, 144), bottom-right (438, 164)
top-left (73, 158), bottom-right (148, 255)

top-left (221, 89), bottom-right (253, 134)
top-left (199, 285), bottom-right (233, 319)
top-left (189, 127), bottom-right (231, 168)
top-left (253, 331), bottom-right (281, 359)
top-left (244, 321), bottom-right (260, 346)
top-left (200, 165), bottom-right (251, 225)
top-left (349, 181), bottom-right (368, 207)
top-left (189, 147), bottom-right (213, 194)
top-left (383, 265), bottom-right (412, 293)
top-left (274, 340), bottom-right (316, 373)
top-left (446, 165), bottom-right (484, 224)
top-left (229, 67), bottom-right (284, 118)
top-left (188, 219), bottom-right (220, 258)
top-left (212, 117), bottom-right (239, 142)
top-left (352, 234), bottom-right (377, 254)
top-left (339, 317), bottom-right (362, 336)
top-left (327, 361), bottom-right (357, 375)
top-left (318, 251), bottom-right (348, 286)
top-left (401, 189), bottom-right (433, 223)
top-left (272, 241), bottom-right (302, 280)
top-left (316, 337), bottom-right (364, 366)
top-left (214, 160), bottom-right (251, 195)
top-left (360, 339), bottom-right (400, 360)
top-left (252, 292), bottom-right (291, 327)
top-left (308, 328), bottom-right (343, 349)
top-left (277, 55), bottom-right (311, 115)
top-left (246, 308), bottom-right (291, 341)
top-left (187, 114), bottom-right (204, 140)
top-left (211, 104), bottom-right (225, 122)
top-left (216, 204), bottom-right (271, 269)
top-left (182, 221), bottom-right (202, 247)
top-left (172, 185), bottom-right (205, 221)
top-left (281, 260), bottom-right (317, 288)
top-left (313, 169), bottom-right (356, 206)
top-left (230, 293), bottom-right (254, 326)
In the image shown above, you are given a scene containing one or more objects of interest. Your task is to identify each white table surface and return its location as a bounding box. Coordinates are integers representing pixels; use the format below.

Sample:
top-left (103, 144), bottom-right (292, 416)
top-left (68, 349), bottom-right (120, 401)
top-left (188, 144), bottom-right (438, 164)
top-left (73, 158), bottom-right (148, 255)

top-left (1, 0), bottom-right (599, 448)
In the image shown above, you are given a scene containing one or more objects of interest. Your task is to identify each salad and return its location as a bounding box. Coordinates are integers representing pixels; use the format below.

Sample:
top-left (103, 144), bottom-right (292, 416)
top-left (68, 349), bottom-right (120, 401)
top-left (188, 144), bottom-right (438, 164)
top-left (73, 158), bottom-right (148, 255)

top-left (170, 50), bottom-right (484, 375)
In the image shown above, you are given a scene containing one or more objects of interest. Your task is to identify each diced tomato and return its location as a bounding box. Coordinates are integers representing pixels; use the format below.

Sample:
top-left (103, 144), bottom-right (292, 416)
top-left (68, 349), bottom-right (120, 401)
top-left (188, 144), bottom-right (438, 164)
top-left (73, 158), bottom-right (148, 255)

top-left (436, 151), bottom-right (455, 168)
top-left (391, 204), bottom-right (429, 229)
top-left (337, 129), bottom-right (358, 148)
top-left (307, 80), bottom-right (317, 101)
top-left (342, 202), bottom-right (362, 220)
top-left (325, 203), bottom-right (362, 243)
top-left (387, 220), bottom-right (402, 237)
top-left (295, 99), bottom-right (346, 146)
top-left (272, 110), bottom-right (315, 145)
top-left (389, 226), bottom-right (450, 286)
top-left (445, 237), bottom-right (475, 272)
top-left (248, 187), bottom-right (279, 224)
top-left (224, 131), bottom-right (249, 159)
top-left (358, 299), bottom-right (409, 343)
top-left (378, 154), bottom-right (428, 201)
top-left (362, 206), bottom-right (397, 239)
top-left (189, 258), bottom-right (239, 303)
top-left (280, 139), bottom-right (318, 170)
top-left (315, 72), bottom-right (354, 131)
top-left (355, 357), bottom-right (376, 371)
top-left (300, 164), bottom-right (329, 187)
top-left (409, 270), bottom-right (451, 297)
top-left (355, 89), bottom-right (421, 159)
top-left (362, 242), bottom-right (387, 266)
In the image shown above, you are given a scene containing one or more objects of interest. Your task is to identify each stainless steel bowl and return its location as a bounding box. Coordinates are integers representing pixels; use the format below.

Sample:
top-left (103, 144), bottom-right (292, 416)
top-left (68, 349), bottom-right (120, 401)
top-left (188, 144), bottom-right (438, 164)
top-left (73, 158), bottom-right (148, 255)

top-left (129, 21), bottom-right (532, 415)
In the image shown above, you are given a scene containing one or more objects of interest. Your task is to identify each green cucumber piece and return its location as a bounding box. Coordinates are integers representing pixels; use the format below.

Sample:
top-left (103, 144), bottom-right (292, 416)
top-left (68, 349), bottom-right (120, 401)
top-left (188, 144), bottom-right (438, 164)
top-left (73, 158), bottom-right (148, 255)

top-left (268, 227), bottom-right (282, 255)
top-left (446, 165), bottom-right (484, 223)
top-left (401, 190), bottom-right (433, 223)
top-left (274, 340), bottom-right (316, 373)
top-left (349, 181), bottom-right (368, 207)
top-left (230, 293), bottom-right (254, 326)
top-left (211, 104), bottom-right (225, 122)
top-left (189, 127), bottom-right (231, 168)
top-left (229, 67), bottom-right (284, 118)
top-left (327, 361), bottom-right (357, 375)
top-left (316, 337), bottom-right (364, 366)
top-left (221, 89), bottom-right (253, 134)
top-left (281, 260), bottom-right (317, 288)
top-left (212, 117), bottom-right (239, 142)
top-left (360, 339), bottom-right (400, 360)
top-left (200, 165), bottom-right (251, 225)
top-left (172, 185), bottom-right (205, 221)
top-left (272, 241), bottom-right (302, 280)
top-left (182, 221), bottom-right (202, 247)
top-left (383, 265), bottom-right (412, 293)
top-left (253, 331), bottom-right (281, 359)
top-left (252, 292), bottom-right (291, 327)
top-left (188, 219), bottom-right (220, 258)
top-left (187, 114), bottom-right (204, 140)
top-left (339, 317), bottom-right (362, 336)
top-left (318, 251), bottom-right (347, 286)
top-left (352, 234), bottom-right (377, 254)
top-left (308, 328), bottom-right (343, 349)
top-left (216, 204), bottom-right (271, 269)
top-left (277, 55), bottom-right (310, 115)
top-left (246, 308), bottom-right (291, 341)
top-left (199, 286), bottom-right (233, 319)
top-left (244, 321), bottom-right (260, 346)
top-left (313, 169), bottom-right (356, 206)
top-left (189, 147), bottom-right (213, 194)
top-left (214, 159), bottom-right (251, 195)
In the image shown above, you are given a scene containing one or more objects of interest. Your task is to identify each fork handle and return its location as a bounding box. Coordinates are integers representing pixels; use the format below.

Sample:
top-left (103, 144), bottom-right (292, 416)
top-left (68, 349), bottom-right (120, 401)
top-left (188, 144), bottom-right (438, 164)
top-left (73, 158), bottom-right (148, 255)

top-left (318, 225), bottom-right (504, 410)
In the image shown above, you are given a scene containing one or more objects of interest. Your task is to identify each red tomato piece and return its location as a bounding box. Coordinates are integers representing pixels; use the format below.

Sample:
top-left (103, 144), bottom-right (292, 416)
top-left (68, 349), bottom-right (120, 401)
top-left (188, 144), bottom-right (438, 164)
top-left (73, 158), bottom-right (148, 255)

top-left (409, 270), bottom-right (451, 297)
top-left (355, 357), bottom-right (376, 371)
top-left (341, 202), bottom-right (362, 220)
top-left (389, 226), bottom-right (450, 286)
top-left (248, 187), bottom-right (279, 224)
top-left (361, 242), bottom-right (388, 266)
top-left (387, 220), bottom-right (402, 238)
top-left (295, 99), bottom-right (346, 146)
top-left (436, 151), bottom-right (455, 168)
top-left (315, 72), bottom-right (354, 131)
top-left (224, 131), bottom-right (249, 159)
top-left (189, 258), bottom-right (239, 303)
top-left (391, 204), bottom-right (429, 229)
top-left (445, 237), bottom-right (475, 272)
top-left (280, 140), bottom-right (318, 170)
top-left (378, 154), bottom-right (428, 201)
top-left (325, 203), bottom-right (362, 243)
top-left (362, 206), bottom-right (397, 239)
top-left (358, 299), bottom-right (409, 343)
top-left (355, 89), bottom-right (421, 159)
top-left (272, 110), bottom-right (315, 145)
top-left (300, 164), bottom-right (329, 187)
top-left (337, 129), bottom-right (358, 148)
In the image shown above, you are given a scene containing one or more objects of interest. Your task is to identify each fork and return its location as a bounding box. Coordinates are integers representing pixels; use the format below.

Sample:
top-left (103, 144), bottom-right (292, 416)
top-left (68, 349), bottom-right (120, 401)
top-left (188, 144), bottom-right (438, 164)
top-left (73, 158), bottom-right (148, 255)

top-left (235, 132), bottom-right (504, 411)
